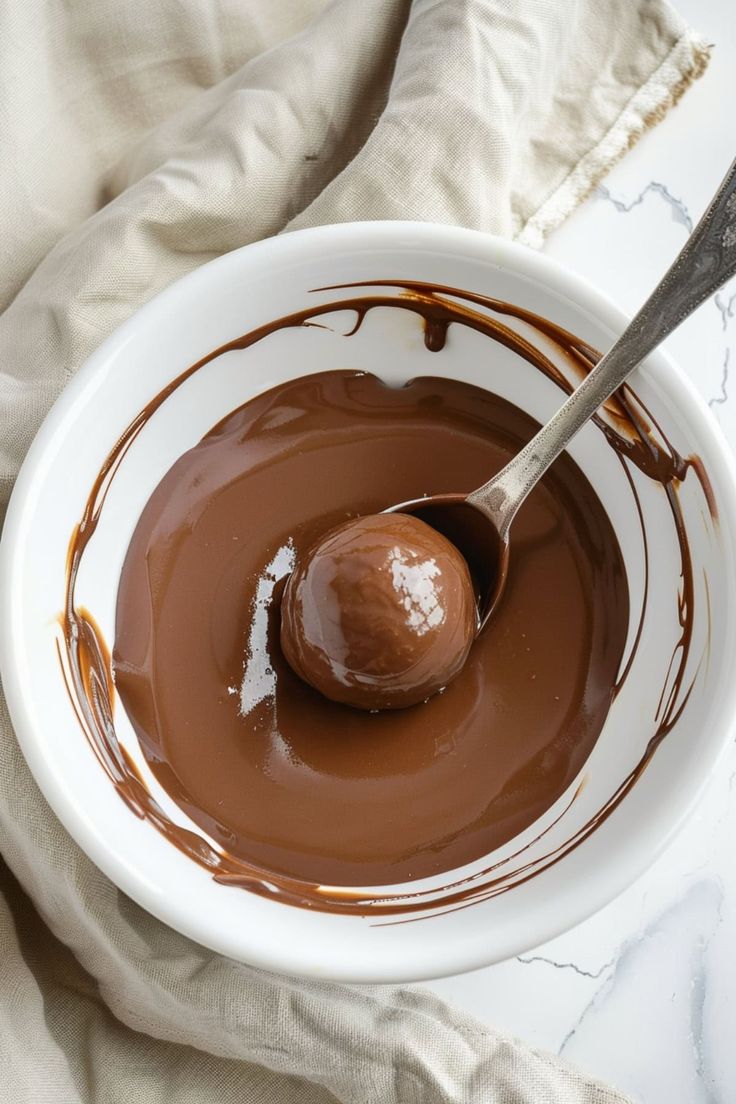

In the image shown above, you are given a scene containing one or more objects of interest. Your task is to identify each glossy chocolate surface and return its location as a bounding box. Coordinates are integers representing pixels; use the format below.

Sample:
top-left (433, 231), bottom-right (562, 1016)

top-left (113, 370), bottom-right (628, 887)
top-left (280, 512), bottom-right (478, 710)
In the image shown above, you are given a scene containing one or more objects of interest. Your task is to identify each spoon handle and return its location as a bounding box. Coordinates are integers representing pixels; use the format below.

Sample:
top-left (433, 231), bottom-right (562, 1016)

top-left (467, 156), bottom-right (736, 533)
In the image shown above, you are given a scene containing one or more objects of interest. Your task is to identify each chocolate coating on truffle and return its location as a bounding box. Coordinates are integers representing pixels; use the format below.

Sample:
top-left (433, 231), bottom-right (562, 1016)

top-left (280, 513), bottom-right (478, 710)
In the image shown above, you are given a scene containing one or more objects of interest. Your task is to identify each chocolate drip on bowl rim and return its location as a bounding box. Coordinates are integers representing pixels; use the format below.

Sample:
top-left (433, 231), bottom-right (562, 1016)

top-left (57, 280), bottom-right (714, 920)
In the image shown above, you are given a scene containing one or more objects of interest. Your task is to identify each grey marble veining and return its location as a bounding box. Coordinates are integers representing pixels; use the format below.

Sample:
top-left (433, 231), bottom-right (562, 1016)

top-left (708, 347), bottom-right (730, 408)
top-left (713, 291), bottom-right (736, 331)
top-left (515, 954), bottom-right (616, 981)
top-left (596, 182), bottom-right (694, 233)
top-left (558, 880), bottom-right (725, 1102)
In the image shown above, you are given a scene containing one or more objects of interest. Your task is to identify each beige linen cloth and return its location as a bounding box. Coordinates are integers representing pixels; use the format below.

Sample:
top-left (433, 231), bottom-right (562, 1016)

top-left (0, 1), bottom-right (709, 1101)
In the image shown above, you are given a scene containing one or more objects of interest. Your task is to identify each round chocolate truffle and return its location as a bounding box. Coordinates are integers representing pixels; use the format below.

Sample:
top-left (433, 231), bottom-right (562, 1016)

top-left (280, 513), bottom-right (478, 711)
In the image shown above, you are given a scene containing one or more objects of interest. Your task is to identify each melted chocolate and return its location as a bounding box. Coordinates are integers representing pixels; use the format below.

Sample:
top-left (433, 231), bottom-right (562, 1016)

top-left (112, 371), bottom-right (628, 886)
top-left (57, 281), bottom-right (712, 917)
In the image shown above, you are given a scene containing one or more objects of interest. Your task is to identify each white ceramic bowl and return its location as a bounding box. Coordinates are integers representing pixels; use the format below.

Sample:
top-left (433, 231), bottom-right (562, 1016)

top-left (2, 222), bottom-right (736, 983)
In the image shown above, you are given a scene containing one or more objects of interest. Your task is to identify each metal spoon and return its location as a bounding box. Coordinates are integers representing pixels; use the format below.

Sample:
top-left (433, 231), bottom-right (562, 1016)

top-left (389, 156), bottom-right (736, 627)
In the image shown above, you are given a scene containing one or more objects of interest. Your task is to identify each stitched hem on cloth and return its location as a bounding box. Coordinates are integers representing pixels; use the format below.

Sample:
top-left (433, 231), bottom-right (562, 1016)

top-left (516, 27), bottom-right (711, 248)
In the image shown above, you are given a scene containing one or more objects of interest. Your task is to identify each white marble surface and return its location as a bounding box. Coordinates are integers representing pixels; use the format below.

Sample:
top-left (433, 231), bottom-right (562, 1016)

top-left (426, 3), bottom-right (736, 1100)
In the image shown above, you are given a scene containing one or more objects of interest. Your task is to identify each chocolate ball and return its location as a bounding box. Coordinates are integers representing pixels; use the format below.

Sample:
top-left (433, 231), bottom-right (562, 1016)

top-left (280, 513), bottom-right (477, 710)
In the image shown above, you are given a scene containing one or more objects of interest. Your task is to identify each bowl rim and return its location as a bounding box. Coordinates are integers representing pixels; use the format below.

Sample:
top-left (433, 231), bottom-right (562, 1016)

top-left (2, 219), bottom-right (736, 983)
